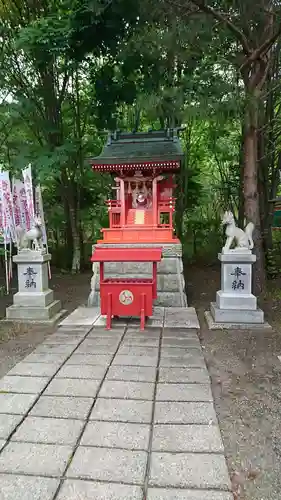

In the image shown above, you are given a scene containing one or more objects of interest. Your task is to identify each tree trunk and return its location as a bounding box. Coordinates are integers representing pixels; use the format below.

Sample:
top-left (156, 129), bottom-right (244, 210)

top-left (67, 179), bottom-right (81, 274)
top-left (243, 89), bottom-right (266, 294)
top-left (69, 201), bottom-right (81, 274)
top-left (238, 123), bottom-right (245, 227)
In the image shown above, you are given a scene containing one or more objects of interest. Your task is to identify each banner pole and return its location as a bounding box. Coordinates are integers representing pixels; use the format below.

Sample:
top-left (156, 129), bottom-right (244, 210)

top-left (9, 238), bottom-right (12, 281)
top-left (4, 236), bottom-right (9, 294)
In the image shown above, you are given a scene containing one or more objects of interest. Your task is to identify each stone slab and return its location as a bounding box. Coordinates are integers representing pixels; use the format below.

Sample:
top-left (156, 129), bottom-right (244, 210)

top-left (210, 302), bottom-right (264, 324)
top-left (66, 446), bottom-right (147, 485)
top-left (30, 396), bottom-right (94, 419)
top-left (33, 344), bottom-right (75, 355)
top-left (156, 383), bottom-right (213, 402)
top-left (57, 326), bottom-right (92, 334)
top-left (160, 354), bottom-right (206, 368)
top-left (162, 328), bottom-right (198, 338)
top-left (99, 381), bottom-right (155, 400)
top-left (66, 354), bottom-right (113, 366)
top-left (90, 398), bottom-right (153, 423)
top-left (154, 402), bottom-right (217, 424)
top-left (118, 346), bottom-right (158, 356)
top-left (122, 338), bottom-right (159, 347)
top-left (59, 307), bottom-right (100, 326)
top-left (93, 315), bottom-right (128, 327)
top-left (7, 362), bottom-right (59, 377)
top-left (0, 375), bottom-right (49, 394)
top-left (158, 367), bottom-right (209, 383)
top-left (149, 452), bottom-right (231, 489)
top-left (57, 480), bottom-right (143, 500)
top-left (152, 424), bottom-right (223, 452)
top-left (106, 365), bottom-right (157, 382)
top-left (147, 489), bottom-right (233, 500)
top-left (113, 355), bottom-right (158, 367)
top-left (130, 314), bottom-right (164, 328)
top-left (75, 344), bottom-right (117, 354)
top-left (0, 442), bottom-right (72, 476)
top-left (81, 421), bottom-right (150, 450)
top-left (87, 327), bottom-right (125, 337)
top-left (11, 416), bottom-right (84, 445)
top-left (162, 338), bottom-right (200, 348)
top-left (0, 414), bottom-right (23, 439)
top-left (0, 440), bottom-right (6, 450)
top-left (81, 338), bottom-right (121, 347)
top-left (0, 475), bottom-right (59, 500)
top-left (44, 378), bottom-right (100, 398)
top-left (56, 364), bottom-right (107, 379)
top-left (23, 353), bottom-right (68, 364)
top-left (126, 327), bottom-right (161, 335)
top-left (81, 337), bottom-right (121, 346)
top-left (43, 334), bottom-right (85, 345)
top-left (164, 307), bottom-right (200, 329)
top-left (205, 311), bottom-right (272, 330)
top-left (155, 292), bottom-right (186, 307)
top-left (0, 393), bottom-right (37, 415)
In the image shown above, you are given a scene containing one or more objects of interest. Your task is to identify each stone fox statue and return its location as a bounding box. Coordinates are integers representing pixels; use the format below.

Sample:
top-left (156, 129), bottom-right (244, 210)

top-left (221, 211), bottom-right (254, 251)
top-left (16, 216), bottom-right (44, 252)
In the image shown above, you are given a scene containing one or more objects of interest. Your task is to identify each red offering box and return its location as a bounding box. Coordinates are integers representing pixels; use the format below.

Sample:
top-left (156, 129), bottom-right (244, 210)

top-left (91, 247), bottom-right (162, 330)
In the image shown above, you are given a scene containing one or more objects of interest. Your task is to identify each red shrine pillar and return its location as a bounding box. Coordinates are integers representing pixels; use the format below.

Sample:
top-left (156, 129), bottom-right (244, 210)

top-left (152, 177), bottom-right (158, 227)
top-left (119, 178), bottom-right (126, 227)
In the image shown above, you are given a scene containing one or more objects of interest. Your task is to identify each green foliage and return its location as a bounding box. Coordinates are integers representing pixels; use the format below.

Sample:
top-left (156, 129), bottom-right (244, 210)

top-left (266, 232), bottom-right (281, 279)
top-left (0, 0), bottom-right (280, 277)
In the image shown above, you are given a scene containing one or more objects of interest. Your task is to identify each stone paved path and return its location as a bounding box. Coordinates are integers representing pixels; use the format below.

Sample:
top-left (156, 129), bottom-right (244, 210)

top-left (0, 324), bottom-right (233, 499)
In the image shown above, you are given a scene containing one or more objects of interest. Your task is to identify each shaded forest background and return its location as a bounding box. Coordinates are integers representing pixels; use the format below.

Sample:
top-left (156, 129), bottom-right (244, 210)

top-left (1, 0), bottom-right (281, 295)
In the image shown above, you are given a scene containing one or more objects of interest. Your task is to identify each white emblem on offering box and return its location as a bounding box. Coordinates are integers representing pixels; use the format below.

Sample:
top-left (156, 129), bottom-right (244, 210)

top-left (119, 290), bottom-right (134, 305)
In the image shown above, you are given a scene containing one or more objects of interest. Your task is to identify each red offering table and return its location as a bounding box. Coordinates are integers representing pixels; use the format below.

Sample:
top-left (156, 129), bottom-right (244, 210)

top-left (91, 247), bottom-right (162, 330)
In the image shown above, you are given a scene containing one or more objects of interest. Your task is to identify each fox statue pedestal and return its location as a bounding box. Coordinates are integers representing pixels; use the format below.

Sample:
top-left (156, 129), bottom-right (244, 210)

top-left (208, 250), bottom-right (265, 325)
top-left (205, 210), bottom-right (270, 329)
top-left (6, 250), bottom-right (65, 325)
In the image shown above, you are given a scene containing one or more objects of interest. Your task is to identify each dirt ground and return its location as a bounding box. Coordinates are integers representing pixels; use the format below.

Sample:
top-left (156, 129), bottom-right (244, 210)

top-left (0, 271), bottom-right (91, 377)
top-left (187, 264), bottom-right (281, 500)
top-left (0, 265), bottom-right (280, 499)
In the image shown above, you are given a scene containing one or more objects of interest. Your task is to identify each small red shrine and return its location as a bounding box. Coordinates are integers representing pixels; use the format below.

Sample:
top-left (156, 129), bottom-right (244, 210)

top-left (89, 129), bottom-right (184, 329)
top-left (90, 129), bottom-right (184, 243)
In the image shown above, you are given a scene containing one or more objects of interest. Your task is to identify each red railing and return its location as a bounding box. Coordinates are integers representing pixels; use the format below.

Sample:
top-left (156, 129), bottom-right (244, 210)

top-left (106, 199), bottom-right (122, 228)
top-left (158, 197), bottom-right (175, 228)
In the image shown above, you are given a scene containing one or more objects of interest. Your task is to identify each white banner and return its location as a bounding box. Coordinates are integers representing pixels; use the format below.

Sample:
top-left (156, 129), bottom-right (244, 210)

top-left (12, 179), bottom-right (29, 229)
top-left (35, 184), bottom-right (47, 245)
top-left (22, 164), bottom-right (34, 230)
top-left (0, 199), bottom-right (7, 243)
top-left (0, 171), bottom-right (16, 243)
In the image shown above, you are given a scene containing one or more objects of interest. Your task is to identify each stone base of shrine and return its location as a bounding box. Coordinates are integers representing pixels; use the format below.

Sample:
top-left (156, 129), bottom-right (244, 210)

top-left (88, 242), bottom-right (187, 308)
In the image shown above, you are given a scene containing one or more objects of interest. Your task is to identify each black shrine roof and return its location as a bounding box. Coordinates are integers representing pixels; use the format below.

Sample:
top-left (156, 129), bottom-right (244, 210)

top-left (89, 128), bottom-right (184, 172)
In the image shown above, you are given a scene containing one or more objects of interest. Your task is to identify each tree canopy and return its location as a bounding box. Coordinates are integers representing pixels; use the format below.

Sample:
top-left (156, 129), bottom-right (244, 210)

top-left (1, 0), bottom-right (281, 289)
